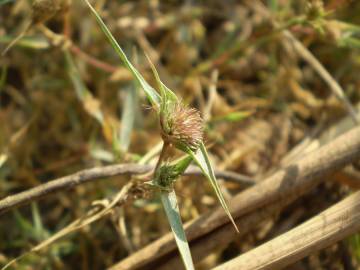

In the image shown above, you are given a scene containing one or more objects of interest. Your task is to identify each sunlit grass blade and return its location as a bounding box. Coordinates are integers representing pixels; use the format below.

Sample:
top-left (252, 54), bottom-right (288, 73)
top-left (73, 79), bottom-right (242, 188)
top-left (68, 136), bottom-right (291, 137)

top-left (0, 119), bottom-right (32, 169)
top-left (83, 0), bottom-right (161, 108)
top-left (31, 203), bottom-right (49, 241)
top-left (64, 50), bottom-right (104, 124)
top-left (160, 190), bottom-right (195, 270)
top-left (0, 154), bottom-right (7, 169)
top-left (145, 54), bottom-right (178, 106)
top-left (0, 35), bottom-right (50, 50)
top-left (187, 142), bottom-right (239, 232)
top-left (172, 155), bottom-right (193, 176)
top-left (209, 111), bottom-right (253, 124)
top-left (119, 84), bottom-right (138, 152)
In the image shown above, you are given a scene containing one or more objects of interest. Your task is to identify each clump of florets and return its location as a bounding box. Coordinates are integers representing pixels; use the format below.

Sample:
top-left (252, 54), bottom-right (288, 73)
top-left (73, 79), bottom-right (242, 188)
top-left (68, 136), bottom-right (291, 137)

top-left (160, 102), bottom-right (203, 151)
top-left (32, 0), bottom-right (69, 24)
top-left (154, 163), bottom-right (179, 187)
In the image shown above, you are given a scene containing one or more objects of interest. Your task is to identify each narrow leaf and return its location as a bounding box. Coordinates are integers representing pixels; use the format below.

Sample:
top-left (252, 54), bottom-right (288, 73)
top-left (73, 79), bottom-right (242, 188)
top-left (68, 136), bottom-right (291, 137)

top-left (65, 50), bottom-right (104, 124)
top-left (172, 155), bottom-right (193, 176)
top-left (0, 35), bottom-right (50, 50)
top-left (187, 142), bottom-right (239, 232)
top-left (31, 203), bottom-right (48, 241)
top-left (83, 0), bottom-right (161, 107)
top-left (210, 111), bottom-right (253, 124)
top-left (161, 190), bottom-right (195, 270)
top-left (145, 54), bottom-right (178, 104)
top-left (0, 154), bottom-right (7, 169)
top-left (119, 85), bottom-right (138, 152)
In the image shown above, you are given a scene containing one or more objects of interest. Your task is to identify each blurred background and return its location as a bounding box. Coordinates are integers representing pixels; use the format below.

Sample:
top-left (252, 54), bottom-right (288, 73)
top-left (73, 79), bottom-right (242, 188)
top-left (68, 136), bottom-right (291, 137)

top-left (1, 0), bottom-right (360, 269)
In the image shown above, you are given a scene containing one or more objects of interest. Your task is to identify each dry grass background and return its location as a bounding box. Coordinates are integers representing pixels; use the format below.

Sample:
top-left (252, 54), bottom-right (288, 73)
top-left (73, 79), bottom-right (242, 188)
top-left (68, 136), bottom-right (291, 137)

top-left (1, 0), bottom-right (360, 269)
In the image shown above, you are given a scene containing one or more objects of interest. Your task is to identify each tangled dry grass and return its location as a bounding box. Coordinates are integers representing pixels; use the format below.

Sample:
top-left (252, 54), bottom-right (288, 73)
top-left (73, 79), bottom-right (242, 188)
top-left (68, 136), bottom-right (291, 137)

top-left (1, 0), bottom-right (360, 269)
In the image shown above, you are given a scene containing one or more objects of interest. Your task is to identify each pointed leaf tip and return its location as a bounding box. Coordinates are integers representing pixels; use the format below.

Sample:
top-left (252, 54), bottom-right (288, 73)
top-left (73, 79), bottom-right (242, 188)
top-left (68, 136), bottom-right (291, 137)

top-left (83, 0), bottom-right (161, 108)
top-left (188, 143), bottom-right (239, 232)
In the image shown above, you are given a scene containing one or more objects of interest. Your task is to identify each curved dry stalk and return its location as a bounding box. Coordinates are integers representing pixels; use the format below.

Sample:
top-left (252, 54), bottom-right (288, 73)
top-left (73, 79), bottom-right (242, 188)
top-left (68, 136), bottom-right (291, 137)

top-left (0, 164), bottom-right (254, 215)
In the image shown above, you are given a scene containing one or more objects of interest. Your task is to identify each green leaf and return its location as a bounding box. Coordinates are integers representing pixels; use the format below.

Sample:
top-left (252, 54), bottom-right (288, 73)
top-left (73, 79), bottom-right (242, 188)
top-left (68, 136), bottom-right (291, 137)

top-left (119, 84), bottom-right (138, 152)
top-left (0, 35), bottom-right (50, 50)
top-left (210, 111), bottom-right (253, 124)
top-left (172, 155), bottom-right (193, 176)
top-left (339, 37), bottom-right (360, 49)
top-left (349, 233), bottom-right (360, 263)
top-left (160, 190), bottom-right (195, 270)
top-left (64, 51), bottom-right (86, 100)
top-left (145, 53), bottom-right (178, 126)
top-left (13, 211), bottom-right (33, 233)
top-left (145, 54), bottom-right (178, 103)
top-left (186, 142), bottom-right (239, 232)
top-left (31, 203), bottom-right (49, 241)
top-left (0, 154), bottom-right (7, 169)
top-left (83, 0), bottom-right (161, 108)
top-left (64, 50), bottom-right (104, 124)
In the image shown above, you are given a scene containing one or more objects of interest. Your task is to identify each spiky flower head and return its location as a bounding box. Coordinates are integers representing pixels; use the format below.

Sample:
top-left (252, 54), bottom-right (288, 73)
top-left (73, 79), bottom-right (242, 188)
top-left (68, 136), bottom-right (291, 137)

top-left (160, 101), bottom-right (203, 151)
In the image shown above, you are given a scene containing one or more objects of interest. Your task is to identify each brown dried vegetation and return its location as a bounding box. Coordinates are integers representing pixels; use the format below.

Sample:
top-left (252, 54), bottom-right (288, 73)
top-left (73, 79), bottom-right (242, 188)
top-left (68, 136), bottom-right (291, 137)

top-left (1, 0), bottom-right (360, 269)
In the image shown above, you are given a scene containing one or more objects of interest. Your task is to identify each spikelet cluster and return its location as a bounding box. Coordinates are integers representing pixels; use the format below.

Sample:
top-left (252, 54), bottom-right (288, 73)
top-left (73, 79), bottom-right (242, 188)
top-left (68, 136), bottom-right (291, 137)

top-left (32, 0), bottom-right (68, 24)
top-left (160, 102), bottom-right (203, 151)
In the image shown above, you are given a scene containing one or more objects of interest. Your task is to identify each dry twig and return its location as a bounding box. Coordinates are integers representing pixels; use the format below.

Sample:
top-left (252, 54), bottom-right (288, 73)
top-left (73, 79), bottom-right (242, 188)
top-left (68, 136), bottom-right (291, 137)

top-left (0, 164), bottom-right (253, 215)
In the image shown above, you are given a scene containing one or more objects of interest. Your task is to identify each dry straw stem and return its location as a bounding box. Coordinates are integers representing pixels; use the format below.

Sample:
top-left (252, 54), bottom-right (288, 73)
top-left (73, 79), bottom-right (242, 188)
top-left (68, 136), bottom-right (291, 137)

top-left (0, 164), bottom-right (253, 215)
top-left (214, 191), bottom-right (360, 270)
top-left (110, 125), bottom-right (360, 270)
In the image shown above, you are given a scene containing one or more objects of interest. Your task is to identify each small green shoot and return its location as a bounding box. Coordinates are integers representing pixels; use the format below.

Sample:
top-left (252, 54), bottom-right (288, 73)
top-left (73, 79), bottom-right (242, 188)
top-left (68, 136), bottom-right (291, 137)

top-left (82, 1), bottom-right (239, 269)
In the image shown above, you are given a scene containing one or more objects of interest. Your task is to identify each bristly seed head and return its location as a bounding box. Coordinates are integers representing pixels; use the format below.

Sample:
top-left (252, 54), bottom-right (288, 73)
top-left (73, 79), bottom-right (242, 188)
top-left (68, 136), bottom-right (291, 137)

top-left (160, 102), bottom-right (203, 151)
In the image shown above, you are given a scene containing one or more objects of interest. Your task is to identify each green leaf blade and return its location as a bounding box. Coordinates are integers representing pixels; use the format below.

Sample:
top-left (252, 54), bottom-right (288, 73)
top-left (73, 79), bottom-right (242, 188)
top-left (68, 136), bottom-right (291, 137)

top-left (187, 143), bottom-right (239, 232)
top-left (161, 190), bottom-right (195, 270)
top-left (119, 85), bottom-right (138, 152)
top-left (83, 0), bottom-right (161, 108)
top-left (64, 50), bottom-right (104, 124)
top-left (145, 53), bottom-right (178, 117)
